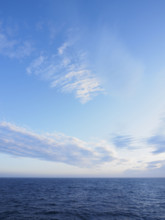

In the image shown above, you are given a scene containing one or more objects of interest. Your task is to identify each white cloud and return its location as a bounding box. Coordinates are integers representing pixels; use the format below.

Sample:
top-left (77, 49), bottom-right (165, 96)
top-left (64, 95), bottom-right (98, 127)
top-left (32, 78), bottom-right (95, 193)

top-left (51, 69), bottom-right (103, 103)
top-left (1, 121), bottom-right (165, 175)
top-left (0, 122), bottom-right (115, 167)
top-left (58, 42), bottom-right (70, 55)
top-left (26, 55), bottom-right (45, 74)
top-left (27, 41), bottom-right (103, 103)
top-left (26, 28), bottom-right (144, 103)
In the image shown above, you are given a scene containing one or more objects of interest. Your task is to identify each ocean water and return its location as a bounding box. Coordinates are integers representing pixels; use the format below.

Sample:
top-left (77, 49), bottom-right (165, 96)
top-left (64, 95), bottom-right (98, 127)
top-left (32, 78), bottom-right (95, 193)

top-left (0, 178), bottom-right (165, 220)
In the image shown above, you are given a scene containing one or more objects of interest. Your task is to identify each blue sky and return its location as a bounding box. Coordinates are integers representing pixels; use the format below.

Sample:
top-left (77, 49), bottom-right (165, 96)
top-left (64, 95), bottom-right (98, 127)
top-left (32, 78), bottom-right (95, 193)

top-left (0, 0), bottom-right (165, 177)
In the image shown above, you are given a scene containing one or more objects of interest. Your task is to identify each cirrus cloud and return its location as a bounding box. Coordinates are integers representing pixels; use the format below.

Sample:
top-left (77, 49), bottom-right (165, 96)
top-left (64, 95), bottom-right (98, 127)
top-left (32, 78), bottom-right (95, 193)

top-left (27, 40), bottom-right (104, 103)
top-left (0, 22), bottom-right (33, 59)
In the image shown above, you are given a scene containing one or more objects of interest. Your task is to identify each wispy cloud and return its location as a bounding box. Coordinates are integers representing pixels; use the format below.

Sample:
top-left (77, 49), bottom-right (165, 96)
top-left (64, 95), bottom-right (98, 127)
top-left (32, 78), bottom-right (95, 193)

top-left (26, 26), bottom-right (145, 102)
top-left (51, 69), bottom-right (103, 103)
top-left (148, 135), bottom-right (165, 154)
top-left (58, 42), bottom-right (70, 55)
top-left (27, 41), bottom-right (103, 103)
top-left (0, 27), bottom-right (33, 59)
top-left (147, 160), bottom-right (165, 169)
top-left (112, 135), bottom-right (135, 149)
top-left (0, 122), bottom-right (115, 167)
top-left (146, 116), bottom-right (165, 154)
top-left (0, 20), bottom-right (33, 59)
top-left (93, 28), bottom-right (144, 97)
top-left (108, 130), bottom-right (165, 175)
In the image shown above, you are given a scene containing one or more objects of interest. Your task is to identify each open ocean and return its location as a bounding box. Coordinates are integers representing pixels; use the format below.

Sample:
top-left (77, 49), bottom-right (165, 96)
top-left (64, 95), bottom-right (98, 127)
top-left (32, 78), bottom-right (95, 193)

top-left (0, 178), bottom-right (165, 220)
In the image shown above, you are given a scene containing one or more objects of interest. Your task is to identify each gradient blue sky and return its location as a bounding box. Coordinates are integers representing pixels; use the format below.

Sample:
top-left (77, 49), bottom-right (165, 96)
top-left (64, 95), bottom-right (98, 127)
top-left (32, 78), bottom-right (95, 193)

top-left (0, 0), bottom-right (165, 177)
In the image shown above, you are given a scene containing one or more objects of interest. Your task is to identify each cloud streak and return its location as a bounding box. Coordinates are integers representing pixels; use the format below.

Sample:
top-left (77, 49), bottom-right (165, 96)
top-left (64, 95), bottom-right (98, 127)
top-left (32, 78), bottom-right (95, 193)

top-left (27, 41), bottom-right (103, 103)
top-left (148, 135), bottom-right (165, 154)
top-left (0, 122), bottom-right (115, 167)
top-left (112, 135), bottom-right (135, 149)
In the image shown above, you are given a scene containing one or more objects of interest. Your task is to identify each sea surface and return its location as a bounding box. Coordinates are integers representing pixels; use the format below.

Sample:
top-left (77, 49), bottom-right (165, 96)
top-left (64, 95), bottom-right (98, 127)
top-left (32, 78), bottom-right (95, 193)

top-left (0, 178), bottom-right (165, 220)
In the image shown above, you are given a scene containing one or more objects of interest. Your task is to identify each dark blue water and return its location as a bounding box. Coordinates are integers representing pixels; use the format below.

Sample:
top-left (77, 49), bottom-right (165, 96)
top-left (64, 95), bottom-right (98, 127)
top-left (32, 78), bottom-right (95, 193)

top-left (0, 178), bottom-right (165, 219)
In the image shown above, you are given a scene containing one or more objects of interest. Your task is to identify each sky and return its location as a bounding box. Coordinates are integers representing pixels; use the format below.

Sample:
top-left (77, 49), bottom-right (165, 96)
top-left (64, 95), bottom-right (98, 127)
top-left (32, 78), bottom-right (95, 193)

top-left (0, 0), bottom-right (165, 177)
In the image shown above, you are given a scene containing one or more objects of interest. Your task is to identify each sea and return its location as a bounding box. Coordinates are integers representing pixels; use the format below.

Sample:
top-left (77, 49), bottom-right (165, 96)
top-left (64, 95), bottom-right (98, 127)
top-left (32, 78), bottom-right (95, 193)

top-left (0, 178), bottom-right (165, 220)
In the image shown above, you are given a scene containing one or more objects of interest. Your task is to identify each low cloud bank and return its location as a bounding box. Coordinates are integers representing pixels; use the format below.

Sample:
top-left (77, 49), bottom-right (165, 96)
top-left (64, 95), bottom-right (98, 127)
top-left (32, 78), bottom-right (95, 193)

top-left (0, 122), bottom-right (114, 167)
